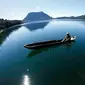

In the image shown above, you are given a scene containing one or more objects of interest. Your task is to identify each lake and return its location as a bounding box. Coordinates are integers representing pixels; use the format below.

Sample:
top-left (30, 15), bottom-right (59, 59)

top-left (0, 20), bottom-right (85, 85)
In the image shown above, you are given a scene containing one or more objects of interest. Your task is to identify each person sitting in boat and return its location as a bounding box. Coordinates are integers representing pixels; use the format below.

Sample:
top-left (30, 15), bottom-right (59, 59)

top-left (61, 32), bottom-right (71, 42)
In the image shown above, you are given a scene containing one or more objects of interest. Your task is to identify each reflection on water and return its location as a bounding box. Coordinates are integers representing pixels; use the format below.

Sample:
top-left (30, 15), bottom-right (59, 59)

top-left (24, 21), bottom-right (49, 31)
top-left (28, 42), bottom-right (75, 57)
top-left (0, 25), bottom-right (21, 46)
top-left (22, 75), bottom-right (30, 85)
top-left (1, 20), bottom-right (85, 85)
top-left (0, 21), bottom-right (49, 46)
top-left (28, 47), bottom-right (50, 57)
top-left (60, 41), bottom-right (76, 48)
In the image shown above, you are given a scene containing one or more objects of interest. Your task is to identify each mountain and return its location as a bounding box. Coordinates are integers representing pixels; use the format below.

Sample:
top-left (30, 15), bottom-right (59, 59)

top-left (76, 15), bottom-right (85, 19)
top-left (23, 11), bottom-right (52, 22)
top-left (56, 15), bottom-right (85, 19)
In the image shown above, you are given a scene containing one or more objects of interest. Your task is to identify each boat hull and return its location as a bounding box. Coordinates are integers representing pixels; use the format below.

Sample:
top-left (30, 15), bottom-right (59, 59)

top-left (24, 36), bottom-right (76, 49)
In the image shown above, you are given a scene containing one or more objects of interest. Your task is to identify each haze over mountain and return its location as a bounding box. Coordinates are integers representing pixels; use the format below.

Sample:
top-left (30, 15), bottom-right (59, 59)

top-left (23, 11), bottom-right (52, 22)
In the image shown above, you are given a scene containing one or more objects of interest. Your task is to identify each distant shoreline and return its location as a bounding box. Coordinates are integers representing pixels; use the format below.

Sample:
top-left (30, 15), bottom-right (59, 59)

top-left (56, 15), bottom-right (85, 20)
top-left (55, 18), bottom-right (85, 21)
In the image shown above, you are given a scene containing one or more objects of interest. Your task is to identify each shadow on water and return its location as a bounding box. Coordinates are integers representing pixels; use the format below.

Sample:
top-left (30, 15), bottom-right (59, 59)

top-left (27, 41), bottom-right (76, 57)
top-left (0, 25), bottom-right (21, 46)
top-left (23, 21), bottom-right (49, 31)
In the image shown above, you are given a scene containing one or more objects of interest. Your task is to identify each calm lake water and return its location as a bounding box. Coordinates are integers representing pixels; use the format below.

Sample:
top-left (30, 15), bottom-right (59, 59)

top-left (0, 20), bottom-right (85, 85)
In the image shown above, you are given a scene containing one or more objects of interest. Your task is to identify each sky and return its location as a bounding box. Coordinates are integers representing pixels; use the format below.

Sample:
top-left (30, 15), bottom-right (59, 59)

top-left (0, 0), bottom-right (85, 20)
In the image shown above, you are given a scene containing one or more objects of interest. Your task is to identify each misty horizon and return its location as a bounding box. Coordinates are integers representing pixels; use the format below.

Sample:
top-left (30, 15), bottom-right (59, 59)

top-left (0, 0), bottom-right (85, 20)
top-left (0, 11), bottom-right (85, 20)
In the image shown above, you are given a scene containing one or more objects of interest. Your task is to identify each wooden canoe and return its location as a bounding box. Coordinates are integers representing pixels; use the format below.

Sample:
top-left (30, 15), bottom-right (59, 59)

top-left (24, 36), bottom-right (76, 49)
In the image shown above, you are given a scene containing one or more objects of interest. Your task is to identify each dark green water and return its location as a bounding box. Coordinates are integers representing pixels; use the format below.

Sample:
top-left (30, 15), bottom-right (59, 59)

top-left (0, 20), bottom-right (85, 85)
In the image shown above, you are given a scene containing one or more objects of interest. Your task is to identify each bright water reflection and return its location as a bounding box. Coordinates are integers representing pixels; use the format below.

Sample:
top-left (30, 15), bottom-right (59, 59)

top-left (22, 75), bottom-right (30, 85)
